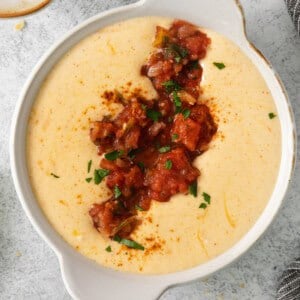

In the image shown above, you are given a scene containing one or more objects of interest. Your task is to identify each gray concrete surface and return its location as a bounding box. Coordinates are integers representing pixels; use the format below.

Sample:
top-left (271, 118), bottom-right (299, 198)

top-left (0, 0), bottom-right (299, 299)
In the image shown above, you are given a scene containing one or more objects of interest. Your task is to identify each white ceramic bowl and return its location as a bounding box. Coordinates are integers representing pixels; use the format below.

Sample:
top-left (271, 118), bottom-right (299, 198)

top-left (10, 0), bottom-right (296, 299)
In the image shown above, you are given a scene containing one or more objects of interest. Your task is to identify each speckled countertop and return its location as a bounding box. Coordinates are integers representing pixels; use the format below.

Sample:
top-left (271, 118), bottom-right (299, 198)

top-left (0, 0), bottom-right (299, 299)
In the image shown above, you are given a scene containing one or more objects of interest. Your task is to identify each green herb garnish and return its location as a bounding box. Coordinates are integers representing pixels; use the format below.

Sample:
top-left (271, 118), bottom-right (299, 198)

top-left (182, 108), bottom-right (191, 119)
top-left (94, 169), bottom-right (110, 184)
top-left (135, 204), bottom-right (145, 211)
top-left (165, 159), bottom-right (172, 170)
top-left (50, 173), bottom-right (59, 178)
top-left (268, 112), bottom-right (276, 119)
top-left (158, 146), bottom-right (171, 153)
top-left (162, 80), bottom-right (181, 93)
top-left (199, 203), bottom-right (207, 209)
top-left (141, 104), bottom-right (147, 110)
top-left (170, 44), bottom-right (189, 59)
top-left (105, 245), bottom-right (112, 252)
top-left (146, 109), bottom-right (162, 122)
top-left (189, 60), bottom-right (200, 69)
top-left (137, 162), bottom-right (145, 172)
top-left (128, 148), bottom-right (140, 159)
top-left (171, 133), bottom-right (179, 141)
top-left (87, 160), bottom-right (92, 173)
top-left (105, 150), bottom-right (124, 161)
top-left (113, 235), bottom-right (144, 250)
top-left (172, 91), bottom-right (182, 110)
top-left (189, 181), bottom-right (198, 197)
top-left (213, 62), bottom-right (226, 70)
top-left (114, 186), bottom-right (122, 199)
top-left (85, 177), bottom-right (92, 183)
top-left (174, 56), bottom-right (181, 63)
top-left (202, 192), bottom-right (211, 204)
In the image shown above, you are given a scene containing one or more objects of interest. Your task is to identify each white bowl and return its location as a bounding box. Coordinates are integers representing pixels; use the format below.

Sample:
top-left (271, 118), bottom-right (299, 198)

top-left (10, 0), bottom-right (296, 299)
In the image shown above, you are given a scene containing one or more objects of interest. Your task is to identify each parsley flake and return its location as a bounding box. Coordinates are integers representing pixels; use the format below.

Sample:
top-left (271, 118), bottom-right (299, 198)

top-left (189, 60), bottom-right (200, 70)
top-left (105, 150), bottom-right (124, 161)
top-left (162, 80), bottom-right (181, 93)
top-left (189, 181), bottom-right (198, 197)
top-left (202, 192), bottom-right (211, 204)
top-left (105, 245), bottom-right (112, 252)
top-left (165, 159), bottom-right (172, 170)
top-left (137, 162), bottom-right (145, 172)
top-left (146, 109), bottom-right (162, 122)
top-left (114, 185), bottom-right (122, 199)
top-left (50, 173), bottom-right (59, 178)
top-left (128, 148), bottom-right (140, 159)
top-left (87, 160), bottom-right (92, 173)
top-left (268, 112), bottom-right (276, 119)
top-left (213, 62), bottom-right (226, 70)
top-left (94, 169), bottom-right (110, 184)
top-left (171, 133), bottom-right (179, 141)
top-left (170, 44), bottom-right (189, 59)
top-left (85, 177), bottom-right (92, 183)
top-left (182, 108), bottom-right (191, 119)
top-left (135, 204), bottom-right (145, 211)
top-left (174, 56), bottom-right (181, 63)
top-left (199, 203), bottom-right (207, 209)
top-left (158, 146), bottom-right (171, 153)
top-left (172, 91), bottom-right (182, 109)
top-left (113, 235), bottom-right (144, 250)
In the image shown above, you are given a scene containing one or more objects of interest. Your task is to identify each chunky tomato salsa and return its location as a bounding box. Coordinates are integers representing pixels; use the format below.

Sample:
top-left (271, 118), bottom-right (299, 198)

top-left (89, 20), bottom-right (217, 247)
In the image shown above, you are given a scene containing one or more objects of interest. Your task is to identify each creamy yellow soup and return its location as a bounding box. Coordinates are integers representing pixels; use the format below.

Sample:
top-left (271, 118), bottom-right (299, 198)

top-left (27, 16), bottom-right (281, 274)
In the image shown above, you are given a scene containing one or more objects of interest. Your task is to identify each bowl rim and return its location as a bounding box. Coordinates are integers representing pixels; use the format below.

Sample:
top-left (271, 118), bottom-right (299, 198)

top-left (9, 0), bottom-right (296, 298)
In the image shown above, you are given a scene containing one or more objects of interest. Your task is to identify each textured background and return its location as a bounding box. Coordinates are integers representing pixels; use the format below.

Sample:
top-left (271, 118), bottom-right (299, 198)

top-left (0, 0), bottom-right (299, 299)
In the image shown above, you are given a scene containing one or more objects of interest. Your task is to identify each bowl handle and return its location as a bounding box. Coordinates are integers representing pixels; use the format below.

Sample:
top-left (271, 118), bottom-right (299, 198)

top-left (59, 254), bottom-right (170, 300)
top-left (139, 0), bottom-right (245, 42)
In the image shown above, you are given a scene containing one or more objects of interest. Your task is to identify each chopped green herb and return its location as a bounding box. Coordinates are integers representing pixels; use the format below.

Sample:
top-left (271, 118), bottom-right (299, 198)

top-left (137, 162), bottom-right (145, 172)
top-left (199, 203), bottom-right (207, 209)
top-left (189, 181), bottom-right (198, 197)
top-left (141, 104), bottom-right (147, 110)
top-left (146, 109), bottom-right (162, 122)
top-left (172, 91), bottom-right (182, 109)
top-left (158, 146), bottom-right (171, 153)
top-left (162, 80), bottom-right (181, 93)
top-left (135, 204), bottom-right (145, 211)
top-left (213, 62), bottom-right (226, 70)
top-left (202, 192), bottom-right (211, 204)
top-left (113, 235), bottom-right (144, 250)
top-left (87, 160), bottom-right (92, 173)
top-left (182, 108), bottom-right (191, 119)
top-left (94, 169), bottom-right (110, 184)
top-left (114, 186), bottom-right (122, 199)
top-left (128, 148), bottom-right (140, 159)
top-left (268, 112), bottom-right (276, 119)
top-left (189, 60), bottom-right (200, 69)
top-left (174, 56), bottom-right (181, 63)
top-left (85, 177), bottom-right (92, 183)
top-left (165, 159), bottom-right (172, 170)
top-left (50, 173), bottom-right (59, 178)
top-left (171, 44), bottom-right (189, 58)
top-left (105, 245), bottom-right (112, 252)
top-left (105, 150), bottom-right (124, 161)
top-left (171, 133), bottom-right (179, 141)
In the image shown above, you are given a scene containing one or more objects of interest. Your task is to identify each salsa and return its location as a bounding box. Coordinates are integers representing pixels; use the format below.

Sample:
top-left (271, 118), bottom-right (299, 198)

top-left (89, 20), bottom-right (217, 242)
